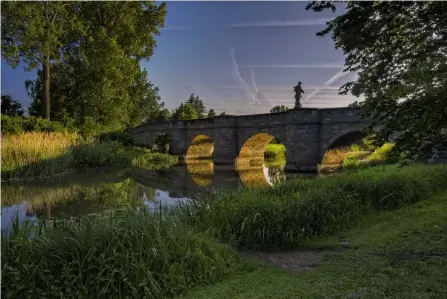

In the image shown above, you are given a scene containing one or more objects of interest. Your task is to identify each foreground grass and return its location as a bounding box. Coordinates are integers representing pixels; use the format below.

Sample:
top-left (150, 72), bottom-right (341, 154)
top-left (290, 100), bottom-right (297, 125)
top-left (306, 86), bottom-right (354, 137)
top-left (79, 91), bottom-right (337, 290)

top-left (1, 132), bottom-right (177, 179)
top-left (177, 164), bottom-right (447, 250)
top-left (1, 210), bottom-right (243, 299)
top-left (181, 191), bottom-right (447, 299)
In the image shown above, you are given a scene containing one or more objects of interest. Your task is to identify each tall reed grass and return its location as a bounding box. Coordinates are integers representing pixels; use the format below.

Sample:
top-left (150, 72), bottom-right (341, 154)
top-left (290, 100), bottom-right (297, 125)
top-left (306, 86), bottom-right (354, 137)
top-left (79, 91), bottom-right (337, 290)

top-left (177, 164), bottom-right (447, 250)
top-left (1, 210), bottom-right (242, 299)
top-left (1, 132), bottom-right (178, 179)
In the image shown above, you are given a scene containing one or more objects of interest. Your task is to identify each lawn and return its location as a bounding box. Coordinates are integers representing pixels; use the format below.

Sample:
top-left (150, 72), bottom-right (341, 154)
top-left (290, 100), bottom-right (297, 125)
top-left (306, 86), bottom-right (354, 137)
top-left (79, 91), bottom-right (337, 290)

top-left (180, 191), bottom-right (447, 299)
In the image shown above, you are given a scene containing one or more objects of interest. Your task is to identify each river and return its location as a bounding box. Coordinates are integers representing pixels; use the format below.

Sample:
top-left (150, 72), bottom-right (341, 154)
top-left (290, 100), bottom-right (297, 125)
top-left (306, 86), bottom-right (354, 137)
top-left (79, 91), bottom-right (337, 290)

top-left (1, 160), bottom-right (315, 233)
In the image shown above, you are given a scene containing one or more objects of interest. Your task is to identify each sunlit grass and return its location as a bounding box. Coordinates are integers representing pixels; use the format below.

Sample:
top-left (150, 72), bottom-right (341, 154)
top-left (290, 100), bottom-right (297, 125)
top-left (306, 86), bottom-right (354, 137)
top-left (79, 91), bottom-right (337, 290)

top-left (264, 144), bottom-right (286, 159)
top-left (1, 132), bottom-right (178, 179)
top-left (1, 132), bottom-right (80, 177)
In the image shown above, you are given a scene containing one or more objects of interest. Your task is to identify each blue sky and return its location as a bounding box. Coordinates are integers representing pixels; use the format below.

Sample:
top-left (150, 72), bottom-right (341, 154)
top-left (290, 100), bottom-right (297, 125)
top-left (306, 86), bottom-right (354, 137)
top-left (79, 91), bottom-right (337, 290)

top-left (1, 1), bottom-right (361, 115)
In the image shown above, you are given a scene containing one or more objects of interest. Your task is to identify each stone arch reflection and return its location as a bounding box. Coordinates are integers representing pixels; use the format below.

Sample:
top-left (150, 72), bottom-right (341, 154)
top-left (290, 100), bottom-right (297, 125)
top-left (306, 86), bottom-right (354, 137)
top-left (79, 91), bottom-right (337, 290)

top-left (186, 159), bottom-right (214, 187)
top-left (238, 161), bottom-right (286, 189)
top-left (186, 134), bottom-right (214, 160)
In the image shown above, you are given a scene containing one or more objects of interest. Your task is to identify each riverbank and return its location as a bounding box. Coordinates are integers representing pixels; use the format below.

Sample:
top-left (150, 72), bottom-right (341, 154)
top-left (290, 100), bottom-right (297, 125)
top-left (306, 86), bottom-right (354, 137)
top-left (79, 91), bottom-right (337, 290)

top-left (2, 164), bottom-right (446, 298)
top-left (181, 190), bottom-right (447, 299)
top-left (1, 132), bottom-right (178, 180)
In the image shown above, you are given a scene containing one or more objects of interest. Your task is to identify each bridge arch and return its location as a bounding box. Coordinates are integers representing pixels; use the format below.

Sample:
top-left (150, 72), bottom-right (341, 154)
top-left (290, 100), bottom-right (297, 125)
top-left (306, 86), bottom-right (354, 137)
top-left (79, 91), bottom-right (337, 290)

top-left (186, 134), bottom-right (214, 160)
top-left (236, 132), bottom-right (285, 169)
top-left (326, 130), bottom-right (366, 151)
top-left (320, 129), bottom-right (367, 169)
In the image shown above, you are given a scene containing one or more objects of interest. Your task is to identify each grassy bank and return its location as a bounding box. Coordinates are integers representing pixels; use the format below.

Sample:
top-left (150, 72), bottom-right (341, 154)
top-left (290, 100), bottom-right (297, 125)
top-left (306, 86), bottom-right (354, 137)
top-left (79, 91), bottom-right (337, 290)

top-left (1, 210), bottom-right (243, 299)
top-left (264, 143), bottom-right (286, 159)
top-left (177, 164), bottom-right (447, 250)
top-left (1, 132), bottom-right (178, 180)
top-left (3, 164), bottom-right (447, 298)
top-left (181, 191), bottom-right (447, 299)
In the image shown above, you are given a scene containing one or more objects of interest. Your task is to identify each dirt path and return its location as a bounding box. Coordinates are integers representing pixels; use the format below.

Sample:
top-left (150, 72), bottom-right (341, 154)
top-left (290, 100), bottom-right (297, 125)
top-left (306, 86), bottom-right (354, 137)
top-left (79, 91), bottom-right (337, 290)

top-left (239, 250), bottom-right (330, 274)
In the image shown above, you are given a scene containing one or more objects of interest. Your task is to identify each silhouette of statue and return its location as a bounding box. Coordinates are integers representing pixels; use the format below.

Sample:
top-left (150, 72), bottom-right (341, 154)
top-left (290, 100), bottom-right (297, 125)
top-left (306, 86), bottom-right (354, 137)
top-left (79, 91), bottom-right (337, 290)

top-left (293, 81), bottom-right (304, 108)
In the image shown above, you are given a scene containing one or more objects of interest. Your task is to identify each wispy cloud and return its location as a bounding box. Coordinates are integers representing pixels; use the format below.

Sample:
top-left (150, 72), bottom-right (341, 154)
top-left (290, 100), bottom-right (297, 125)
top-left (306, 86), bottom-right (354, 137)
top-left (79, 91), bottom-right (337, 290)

top-left (246, 63), bottom-right (344, 69)
top-left (224, 18), bottom-right (332, 28)
top-left (160, 18), bottom-right (333, 31)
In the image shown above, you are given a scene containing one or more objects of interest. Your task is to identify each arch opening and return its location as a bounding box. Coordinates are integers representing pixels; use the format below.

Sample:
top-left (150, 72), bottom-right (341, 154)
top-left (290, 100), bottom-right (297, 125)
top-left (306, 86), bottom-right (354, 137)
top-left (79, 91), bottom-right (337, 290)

top-left (186, 134), bottom-right (214, 160)
top-left (320, 131), bottom-right (369, 172)
top-left (236, 133), bottom-right (286, 188)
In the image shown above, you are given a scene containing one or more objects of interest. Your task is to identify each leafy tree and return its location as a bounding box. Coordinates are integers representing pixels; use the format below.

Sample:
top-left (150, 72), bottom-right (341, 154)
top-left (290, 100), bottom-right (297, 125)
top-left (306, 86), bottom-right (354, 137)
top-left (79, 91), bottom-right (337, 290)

top-left (2, 2), bottom-right (75, 120)
top-left (207, 109), bottom-right (216, 118)
top-left (187, 93), bottom-right (206, 118)
top-left (20, 1), bottom-right (167, 134)
top-left (1, 95), bottom-right (24, 116)
top-left (307, 1), bottom-right (447, 159)
top-left (172, 103), bottom-right (197, 120)
top-left (155, 108), bottom-right (172, 122)
top-left (348, 101), bottom-right (363, 108)
top-left (219, 112), bottom-right (227, 116)
top-left (270, 105), bottom-right (289, 113)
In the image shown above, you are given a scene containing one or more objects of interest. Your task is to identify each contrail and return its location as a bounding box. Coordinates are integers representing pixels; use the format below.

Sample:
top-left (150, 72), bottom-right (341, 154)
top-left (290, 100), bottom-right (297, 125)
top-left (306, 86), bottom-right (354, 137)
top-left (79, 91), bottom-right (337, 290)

top-left (230, 48), bottom-right (259, 104)
top-left (303, 69), bottom-right (348, 102)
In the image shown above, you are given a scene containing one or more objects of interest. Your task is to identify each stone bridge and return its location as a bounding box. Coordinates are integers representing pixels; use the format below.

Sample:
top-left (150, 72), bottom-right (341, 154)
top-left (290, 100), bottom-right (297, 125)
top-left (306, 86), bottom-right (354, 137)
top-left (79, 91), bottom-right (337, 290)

top-left (130, 108), bottom-right (368, 172)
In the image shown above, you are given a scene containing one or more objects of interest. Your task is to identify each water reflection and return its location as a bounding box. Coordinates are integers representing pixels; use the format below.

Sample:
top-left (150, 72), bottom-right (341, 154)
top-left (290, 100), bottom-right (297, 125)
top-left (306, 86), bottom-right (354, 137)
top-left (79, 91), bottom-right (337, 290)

top-left (1, 160), bottom-right (302, 232)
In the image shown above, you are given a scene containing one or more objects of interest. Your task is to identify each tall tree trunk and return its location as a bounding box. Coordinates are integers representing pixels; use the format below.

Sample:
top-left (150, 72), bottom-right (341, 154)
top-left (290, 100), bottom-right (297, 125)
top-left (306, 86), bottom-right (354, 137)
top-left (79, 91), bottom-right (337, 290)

top-left (43, 55), bottom-right (51, 120)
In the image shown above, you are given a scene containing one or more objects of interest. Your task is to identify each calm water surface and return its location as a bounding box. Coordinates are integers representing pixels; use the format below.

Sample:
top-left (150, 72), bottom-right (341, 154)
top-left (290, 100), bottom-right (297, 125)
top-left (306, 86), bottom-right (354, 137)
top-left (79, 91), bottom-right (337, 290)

top-left (1, 161), bottom-right (315, 232)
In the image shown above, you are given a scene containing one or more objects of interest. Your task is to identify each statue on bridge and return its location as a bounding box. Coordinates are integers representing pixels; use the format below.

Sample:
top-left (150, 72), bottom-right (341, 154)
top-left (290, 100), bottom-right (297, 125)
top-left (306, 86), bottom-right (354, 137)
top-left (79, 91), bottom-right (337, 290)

top-left (293, 81), bottom-right (304, 109)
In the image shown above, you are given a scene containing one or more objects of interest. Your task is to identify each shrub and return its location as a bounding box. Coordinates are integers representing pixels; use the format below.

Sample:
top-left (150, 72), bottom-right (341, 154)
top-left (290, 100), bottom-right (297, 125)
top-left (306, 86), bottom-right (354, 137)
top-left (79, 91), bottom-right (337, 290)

top-left (178, 164), bottom-right (447, 250)
top-left (264, 143), bottom-right (286, 159)
top-left (98, 129), bottom-right (134, 146)
top-left (1, 115), bottom-right (76, 135)
top-left (1, 211), bottom-right (242, 298)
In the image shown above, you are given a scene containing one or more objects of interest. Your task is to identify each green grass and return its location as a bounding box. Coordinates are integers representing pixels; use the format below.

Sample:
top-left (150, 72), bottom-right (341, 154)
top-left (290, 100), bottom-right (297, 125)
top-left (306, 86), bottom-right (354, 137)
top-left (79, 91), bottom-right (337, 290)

top-left (180, 191), bottom-right (447, 299)
top-left (1, 210), bottom-right (243, 299)
top-left (1, 132), bottom-right (178, 180)
top-left (264, 143), bottom-right (286, 159)
top-left (176, 164), bottom-right (447, 250)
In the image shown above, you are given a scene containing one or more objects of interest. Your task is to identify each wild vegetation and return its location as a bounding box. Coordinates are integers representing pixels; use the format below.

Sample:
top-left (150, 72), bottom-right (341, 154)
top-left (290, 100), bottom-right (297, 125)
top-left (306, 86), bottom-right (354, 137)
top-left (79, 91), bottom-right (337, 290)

top-left (3, 164), bottom-right (446, 298)
top-left (177, 164), bottom-right (447, 250)
top-left (307, 1), bottom-right (447, 159)
top-left (1, 132), bottom-right (177, 180)
top-left (1, 210), bottom-right (243, 299)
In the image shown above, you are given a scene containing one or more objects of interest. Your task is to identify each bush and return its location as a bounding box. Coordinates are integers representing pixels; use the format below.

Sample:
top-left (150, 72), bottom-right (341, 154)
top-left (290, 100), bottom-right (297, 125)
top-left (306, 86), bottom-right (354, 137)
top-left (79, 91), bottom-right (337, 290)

top-left (264, 143), bottom-right (286, 159)
top-left (98, 129), bottom-right (134, 146)
top-left (178, 164), bottom-right (447, 250)
top-left (1, 211), bottom-right (242, 298)
top-left (1, 115), bottom-right (76, 135)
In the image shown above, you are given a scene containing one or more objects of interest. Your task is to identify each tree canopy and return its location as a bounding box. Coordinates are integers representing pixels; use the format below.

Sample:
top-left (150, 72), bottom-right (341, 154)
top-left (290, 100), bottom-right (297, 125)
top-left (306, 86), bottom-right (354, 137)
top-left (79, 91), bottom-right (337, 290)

top-left (270, 105), bottom-right (289, 113)
top-left (307, 1), bottom-right (447, 159)
top-left (207, 109), bottom-right (216, 118)
top-left (1, 95), bottom-right (24, 117)
top-left (2, 1), bottom-right (167, 136)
